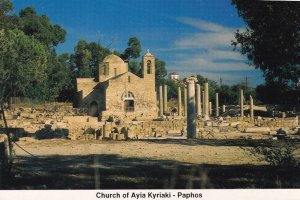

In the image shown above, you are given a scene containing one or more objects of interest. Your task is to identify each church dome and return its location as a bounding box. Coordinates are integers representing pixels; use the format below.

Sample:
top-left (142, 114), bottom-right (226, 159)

top-left (103, 54), bottom-right (124, 63)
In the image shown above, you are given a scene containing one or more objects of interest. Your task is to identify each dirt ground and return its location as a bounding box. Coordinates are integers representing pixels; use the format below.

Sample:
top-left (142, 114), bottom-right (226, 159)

top-left (14, 138), bottom-right (260, 165)
top-left (7, 138), bottom-right (300, 189)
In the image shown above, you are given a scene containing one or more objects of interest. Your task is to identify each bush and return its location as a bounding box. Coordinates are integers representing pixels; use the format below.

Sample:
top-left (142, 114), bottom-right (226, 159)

top-left (35, 128), bottom-right (68, 140)
top-left (84, 128), bottom-right (95, 135)
top-left (107, 116), bottom-right (114, 122)
top-left (247, 141), bottom-right (298, 168)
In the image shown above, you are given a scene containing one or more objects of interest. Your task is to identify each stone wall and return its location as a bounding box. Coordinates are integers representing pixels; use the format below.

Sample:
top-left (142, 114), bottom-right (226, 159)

top-left (2, 107), bottom-right (104, 140)
top-left (225, 116), bottom-right (298, 130)
top-left (102, 72), bottom-right (157, 120)
top-left (2, 103), bottom-right (299, 141)
top-left (76, 78), bottom-right (100, 108)
top-left (76, 53), bottom-right (157, 120)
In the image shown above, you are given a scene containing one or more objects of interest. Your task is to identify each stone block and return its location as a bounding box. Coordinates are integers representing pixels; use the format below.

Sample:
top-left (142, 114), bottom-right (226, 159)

top-left (219, 122), bottom-right (230, 127)
top-left (245, 127), bottom-right (270, 133)
top-left (205, 121), bottom-right (212, 126)
top-left (56, 122), bottom-right (67, 129)
top-left (117, 134), bottom-right (125, 140)
top-left (230, 122), bottom-right (241, 127)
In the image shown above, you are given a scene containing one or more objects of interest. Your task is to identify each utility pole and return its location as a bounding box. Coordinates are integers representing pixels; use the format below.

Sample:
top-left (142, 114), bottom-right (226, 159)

top-left (220, 77), bottom-right (223, 86)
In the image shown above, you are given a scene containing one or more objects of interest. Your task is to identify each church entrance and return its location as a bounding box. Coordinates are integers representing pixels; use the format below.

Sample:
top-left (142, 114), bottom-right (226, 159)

top-left (124, 100), bottom-right (134, 112)
top-left (122, 91), bottom-right (135, 112)
top-left (88, 101), bottom-right (99, 117)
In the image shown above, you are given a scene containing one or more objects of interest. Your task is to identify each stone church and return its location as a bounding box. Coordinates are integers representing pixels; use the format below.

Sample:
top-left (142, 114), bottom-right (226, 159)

top-left (76, 50), bottom-right (157, 120)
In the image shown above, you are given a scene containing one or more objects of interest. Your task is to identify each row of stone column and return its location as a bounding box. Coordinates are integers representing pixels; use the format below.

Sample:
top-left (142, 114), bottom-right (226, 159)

top-left (159, 85), bottom-right (255, 119)
top-left (159, 80), bottom-right (221, 118)
top-left (240, 89), bottom-right (255, 119)
top-left (159, 78), bottom-right (256, 139)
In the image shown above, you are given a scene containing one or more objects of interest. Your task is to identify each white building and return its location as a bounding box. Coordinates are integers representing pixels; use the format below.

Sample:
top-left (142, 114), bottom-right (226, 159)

top-left (169, 72), bottom-right (179, 80)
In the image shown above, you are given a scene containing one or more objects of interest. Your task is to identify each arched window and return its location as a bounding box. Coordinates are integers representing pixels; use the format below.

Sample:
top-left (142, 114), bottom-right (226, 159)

top-left (122, 91), bottom-right (135, 100)
top-left (147, 60), bottom-right (151, 74)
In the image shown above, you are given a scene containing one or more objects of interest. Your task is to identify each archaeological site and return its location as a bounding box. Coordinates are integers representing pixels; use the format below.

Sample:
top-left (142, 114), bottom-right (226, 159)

top-left (1, 0), bottom-right (300, 192)
top-left (1, 50), bottom-right (300, 189)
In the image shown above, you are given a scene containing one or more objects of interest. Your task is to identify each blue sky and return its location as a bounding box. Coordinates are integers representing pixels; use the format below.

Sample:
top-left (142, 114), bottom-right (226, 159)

top-left (12, 0), bottom-right (264, 86)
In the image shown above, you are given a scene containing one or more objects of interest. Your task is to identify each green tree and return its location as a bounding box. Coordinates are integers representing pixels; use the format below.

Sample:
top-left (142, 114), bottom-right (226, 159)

top-left (46, 51), bottom-right (73, 101)
top-left (128, 59), bottom-right (141, 76)
top-left (18, 7), bottom-right (66, 49)
top-left (155, 58), bottom-right (167, 88)
top-left (72, 40), bottom-right (111, 78)
top-left (217, 85), bottom-right (235, 105)
top-left (0, 0), bottom-right (19, 30)
top-left (0, 29), bottom-right (47, 171)
top-left (86, 42), bottom-right (110, 76)
top-left (122, 36), bottom-right (141, 60)
top-left (196, 74), bottom-right (219, 103)
top-left (165, 79), bottom-right (185, 100)
top-left (196, 74), bottom-right (206, 86)
top-left (0, 0), bottom-right (12, 17)
top-left (231, 1), bottom-right (300, 86)
top-left (0, 29), bottom-right (47, 100)
top-left (73, 40), bottom-right (92, 77)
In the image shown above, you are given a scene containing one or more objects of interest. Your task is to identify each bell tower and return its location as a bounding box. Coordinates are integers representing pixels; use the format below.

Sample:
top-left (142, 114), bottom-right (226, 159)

top-left (142, 49), bottom-right (155, 80)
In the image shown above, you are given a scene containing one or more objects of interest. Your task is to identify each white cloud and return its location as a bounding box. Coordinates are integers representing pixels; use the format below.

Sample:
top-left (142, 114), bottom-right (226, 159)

top-left (174, 32), bottom-right (234, 49)
top-left (176, 17), bottom-right (232, 33)
top-left (160, 17), bottom-right (262, 85)
top-left (208, 49), bottom-right (244, 61)
top-left (162, 17), bottom-right (263, 85)
top-left (173, 57), bottom-right (250, 72)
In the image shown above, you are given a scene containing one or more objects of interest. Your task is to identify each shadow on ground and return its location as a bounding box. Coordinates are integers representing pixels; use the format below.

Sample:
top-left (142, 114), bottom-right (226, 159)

top-left (4, 153), bottom-right (300, 189)
top-left (138, 138), bottom-right (300, 147)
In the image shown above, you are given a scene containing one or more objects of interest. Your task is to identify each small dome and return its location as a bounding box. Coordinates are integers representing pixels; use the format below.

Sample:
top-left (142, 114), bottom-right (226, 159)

top-left (103, 54), bottom-right (124, 63)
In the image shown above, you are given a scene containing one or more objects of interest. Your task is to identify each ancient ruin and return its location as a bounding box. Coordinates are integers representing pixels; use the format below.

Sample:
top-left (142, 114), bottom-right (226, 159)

top-left (76, 50), bottom-right (157, 120)
top-left (1, 68), bottom-right (299, 142)
top-left (1, 50), bottom-right (300, 190)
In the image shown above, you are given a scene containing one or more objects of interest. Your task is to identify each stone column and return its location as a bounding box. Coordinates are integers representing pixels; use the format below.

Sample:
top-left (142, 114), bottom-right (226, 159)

top-left (196, 84), bottom-right (202, 116)
top-left (185, 76), bottom-right (198, 139)
top-left (163, 85), bottom-right (167, 114)
top-left (204, 79), bottom-right (209, 120)
top-left (209, 102), bottom-right (212, 115)
top-left (159, 85), bottom-right (163, 116)
top-left (184, 87), bottom-right (187, 116)
top-left (215, 93), bottom-right (219, 117)
top-left (250, 95), bottom-right (254, 119)
top-left (202, 91), bottom-right (205, 115)
top-left (178, 87), bottom-right (182, 116)
top-left (222, 105), bottom-right (226, 113)
top-left (240, 89), bottom-right (244, 117)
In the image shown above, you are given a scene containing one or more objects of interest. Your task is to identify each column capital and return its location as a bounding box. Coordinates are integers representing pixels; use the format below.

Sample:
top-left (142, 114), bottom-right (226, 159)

top-left (184, 76), bottom-right (198, 84)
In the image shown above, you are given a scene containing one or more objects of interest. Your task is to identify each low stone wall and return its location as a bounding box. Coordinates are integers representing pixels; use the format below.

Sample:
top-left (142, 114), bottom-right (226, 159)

top-left (225, 116), bottom-right (298, 130)
top-left (2, 104), bottom-right (299, 141)
top-left (101, 119), bottom-right (206, 139)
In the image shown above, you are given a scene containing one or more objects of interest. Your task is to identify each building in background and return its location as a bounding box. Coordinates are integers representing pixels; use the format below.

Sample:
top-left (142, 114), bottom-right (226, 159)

top-left (169, 72), bottom-right (179, 80)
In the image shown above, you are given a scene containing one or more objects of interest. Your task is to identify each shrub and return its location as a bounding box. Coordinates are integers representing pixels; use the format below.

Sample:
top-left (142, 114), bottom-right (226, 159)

top-left (247, 141), bottom-right (298, 168)
top-left (35, 128), bottom-right (68, 140)
top-left (84, 128), bottom-right (95, 135)
top-left (107, 116), bottom-right (114, 122)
